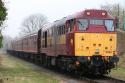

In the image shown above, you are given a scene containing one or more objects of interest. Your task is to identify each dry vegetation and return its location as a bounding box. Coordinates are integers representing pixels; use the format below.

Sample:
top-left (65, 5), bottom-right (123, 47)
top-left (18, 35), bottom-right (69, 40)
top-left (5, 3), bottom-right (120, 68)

top-left (116, 30), bottom-right (125, 68)
top-left (0, 56), bottom-right (2, 66)
top-left (118, 53), bottom-right (125, 68)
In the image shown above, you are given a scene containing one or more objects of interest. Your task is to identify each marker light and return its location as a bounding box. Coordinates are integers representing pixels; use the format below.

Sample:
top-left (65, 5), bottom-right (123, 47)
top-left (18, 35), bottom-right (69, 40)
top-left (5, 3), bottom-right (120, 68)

top-left (87, 12), bottom-right (90, 15)
top-left (102, 12), bottom-right (106, 16)
top-left (88, 57), bottom-right (90, 61)
top-left (75, 61), bottom-right (80, 65)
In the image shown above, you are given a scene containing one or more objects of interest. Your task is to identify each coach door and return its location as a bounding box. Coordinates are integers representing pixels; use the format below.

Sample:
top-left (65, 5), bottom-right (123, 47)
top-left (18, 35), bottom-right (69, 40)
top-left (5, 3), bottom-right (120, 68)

top-left (37, 29), bottom-right (41, 53)
top-left (45, 31), bottom-right (47, 48)
top-left (53, 26), bottom-right (57, 56)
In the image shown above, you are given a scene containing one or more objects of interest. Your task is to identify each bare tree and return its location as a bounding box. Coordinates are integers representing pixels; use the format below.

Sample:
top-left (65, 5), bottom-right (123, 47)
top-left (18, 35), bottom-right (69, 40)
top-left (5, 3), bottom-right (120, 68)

top-left (101, 4), bottom-right (125, 29)
top-left (101, 4), bottom-right (122, 18)
top-left (20, 14), bottom-right (49, 36)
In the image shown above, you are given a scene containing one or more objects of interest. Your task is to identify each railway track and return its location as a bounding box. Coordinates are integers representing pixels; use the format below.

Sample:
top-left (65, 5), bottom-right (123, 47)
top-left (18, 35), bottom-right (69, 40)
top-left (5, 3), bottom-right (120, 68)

top-left (46, 67), bottom-right (125, 83)
top-left (81, 76), bottom-right (125, 83)
top-left (94, 76), bottom-right (125, 83)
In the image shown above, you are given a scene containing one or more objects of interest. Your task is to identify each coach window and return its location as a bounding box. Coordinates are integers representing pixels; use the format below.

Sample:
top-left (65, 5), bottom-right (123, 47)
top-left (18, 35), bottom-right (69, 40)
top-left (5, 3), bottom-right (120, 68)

top-left (57, 27), bottom-right (59, 35)
top-left (63, 25), bottom-right (65, 34)
top-left (47, 30), bottom-right (48, 37)
top-left (105, 20), bottom-right (114, 31)
top-left (62, 26), bottom-right (64, 34)
top-left (61, 26), bottom-right (63, 35)
top-left (42, 32), bottom-right (44, 38)
top-left (56, 27), bottom-right (58, 35)
top-left (51, 29), bottom-right (52, 36)
top-left (60, 27), bottom-right (62, 35)
top-left (58, 27), bottom-right (61, 35)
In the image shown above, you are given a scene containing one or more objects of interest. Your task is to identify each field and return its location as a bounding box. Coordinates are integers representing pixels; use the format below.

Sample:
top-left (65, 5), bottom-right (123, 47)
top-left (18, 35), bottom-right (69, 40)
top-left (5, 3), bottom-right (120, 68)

top-left (0, 52), bottom-right (59, 83)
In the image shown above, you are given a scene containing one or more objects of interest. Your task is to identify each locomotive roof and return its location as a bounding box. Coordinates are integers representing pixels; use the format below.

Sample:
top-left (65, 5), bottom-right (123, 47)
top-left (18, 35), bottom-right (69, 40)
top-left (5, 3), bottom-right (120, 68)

top-left (42, 23), bottom-right (54, 31)
top-left (18, 33), bottom-right (37, 41)
top-left (54, 17), bottom-right (66, 26)
top-left (41, 17), bottom-right (66, 31)
top-left (66, 9), bottom-right (114, 20)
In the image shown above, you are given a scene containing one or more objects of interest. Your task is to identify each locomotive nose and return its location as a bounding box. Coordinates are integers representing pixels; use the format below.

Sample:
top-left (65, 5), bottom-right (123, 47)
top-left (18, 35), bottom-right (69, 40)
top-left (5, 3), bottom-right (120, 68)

top-left (75, 33), bottom-right (116, 57)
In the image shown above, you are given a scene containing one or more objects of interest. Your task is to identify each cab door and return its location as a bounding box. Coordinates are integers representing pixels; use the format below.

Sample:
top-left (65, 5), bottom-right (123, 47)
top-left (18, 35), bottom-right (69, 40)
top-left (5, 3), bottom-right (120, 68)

top-left (66, 19), bottom-right (75, 55)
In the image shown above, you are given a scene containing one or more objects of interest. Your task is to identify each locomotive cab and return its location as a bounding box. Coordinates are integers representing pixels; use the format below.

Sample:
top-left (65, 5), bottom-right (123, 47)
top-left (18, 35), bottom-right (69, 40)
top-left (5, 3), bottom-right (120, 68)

top-left (65, 10), bottom-right (118, 74)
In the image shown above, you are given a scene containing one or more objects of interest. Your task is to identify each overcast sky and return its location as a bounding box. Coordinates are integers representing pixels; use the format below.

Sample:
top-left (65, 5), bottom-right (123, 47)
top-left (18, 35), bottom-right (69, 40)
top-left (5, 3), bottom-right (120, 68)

top-left (2, 0), bottom-right (124, 38)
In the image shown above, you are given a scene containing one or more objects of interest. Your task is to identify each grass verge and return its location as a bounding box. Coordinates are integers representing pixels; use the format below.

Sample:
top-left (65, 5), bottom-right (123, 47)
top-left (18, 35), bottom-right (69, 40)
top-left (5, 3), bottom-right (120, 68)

top-left (0, 53), bottom-right (59, 83)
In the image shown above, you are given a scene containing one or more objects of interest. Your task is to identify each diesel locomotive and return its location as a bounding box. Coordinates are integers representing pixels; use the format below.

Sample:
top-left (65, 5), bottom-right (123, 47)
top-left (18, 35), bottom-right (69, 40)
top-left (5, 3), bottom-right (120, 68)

top-left (7, 9), bottom-right (119, 75)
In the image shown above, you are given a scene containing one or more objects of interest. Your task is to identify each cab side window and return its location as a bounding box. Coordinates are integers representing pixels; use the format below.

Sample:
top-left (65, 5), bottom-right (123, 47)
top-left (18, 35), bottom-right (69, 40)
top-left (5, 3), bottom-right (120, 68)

top-left (67, 19), bottom-right (75, 33)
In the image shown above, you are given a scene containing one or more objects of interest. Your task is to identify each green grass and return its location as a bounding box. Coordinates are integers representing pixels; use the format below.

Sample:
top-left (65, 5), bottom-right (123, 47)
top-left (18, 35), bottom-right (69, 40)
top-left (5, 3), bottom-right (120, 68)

top-left (1, 52), bottom-right (125, 82)
top-left (0, 53), bottom-right (59, 83)
top-left (110, 67), bottom-right (125, 81)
